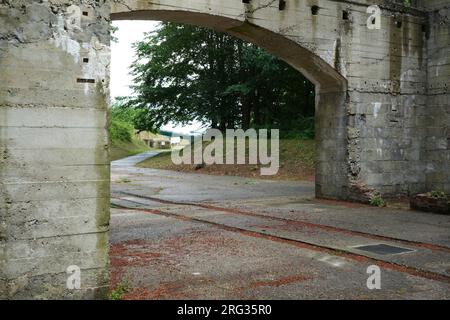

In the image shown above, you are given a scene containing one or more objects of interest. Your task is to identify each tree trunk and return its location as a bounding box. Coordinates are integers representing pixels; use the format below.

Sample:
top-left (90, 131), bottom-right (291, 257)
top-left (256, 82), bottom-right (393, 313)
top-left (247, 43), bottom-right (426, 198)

top-left (241, 99), bottom-right (251, 130)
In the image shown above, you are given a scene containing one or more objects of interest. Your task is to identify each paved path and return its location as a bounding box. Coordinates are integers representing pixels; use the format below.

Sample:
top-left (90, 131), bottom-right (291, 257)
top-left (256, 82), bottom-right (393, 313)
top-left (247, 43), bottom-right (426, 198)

top-left (111, 151), bottom-right (161, 167)
top-left (109, 153), bottom-right (450, 300)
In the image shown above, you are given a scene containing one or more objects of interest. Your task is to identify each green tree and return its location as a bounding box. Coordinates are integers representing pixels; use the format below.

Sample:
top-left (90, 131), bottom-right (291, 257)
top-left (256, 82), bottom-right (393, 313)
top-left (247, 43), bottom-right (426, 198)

top-left (111, 100), bottom-right (155, 133)
top-left (127, 22), bottom-right (315, 137)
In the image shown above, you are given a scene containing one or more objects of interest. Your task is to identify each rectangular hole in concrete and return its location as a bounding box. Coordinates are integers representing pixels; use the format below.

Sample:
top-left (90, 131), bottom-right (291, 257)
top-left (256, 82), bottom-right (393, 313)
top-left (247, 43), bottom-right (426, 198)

top-left (83, 58), bottom-right (89, 63)
top-left (343, 11), bottom-right (349, 20)
top-left (353, 244), bottom-right (415, 255)
top-left (77, 78), bottom-right (95, 84)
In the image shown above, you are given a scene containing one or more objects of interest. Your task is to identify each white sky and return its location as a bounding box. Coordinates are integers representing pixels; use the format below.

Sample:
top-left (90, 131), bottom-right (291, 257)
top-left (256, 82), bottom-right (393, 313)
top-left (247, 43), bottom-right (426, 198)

top-left (110, 20), bottom-right (205, 135)
top-left (110, 20), bottom-right (158, 98)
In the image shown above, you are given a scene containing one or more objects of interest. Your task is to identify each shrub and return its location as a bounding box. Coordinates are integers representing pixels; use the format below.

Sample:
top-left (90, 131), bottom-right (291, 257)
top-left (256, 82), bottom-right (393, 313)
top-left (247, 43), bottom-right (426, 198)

top-left (370, 193), bottom-right (386, 207)
top-left (109, 283), bottom-right (130, 300)
top-left (109, 119), bottom-right (134, 142)
top-left (430, 190), bottom-right (446, 199)
top-left (108, 103), bottom-right (138, 143)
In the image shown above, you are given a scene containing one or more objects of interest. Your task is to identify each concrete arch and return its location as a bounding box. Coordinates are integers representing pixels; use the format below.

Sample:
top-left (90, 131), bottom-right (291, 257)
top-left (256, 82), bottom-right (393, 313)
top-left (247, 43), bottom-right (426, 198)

top-left (1, 0), bottom-right (448, 299)
top-left (111, 9), bottom-right (347, 93)
top-left (111, 2), bottom-right (351, 198)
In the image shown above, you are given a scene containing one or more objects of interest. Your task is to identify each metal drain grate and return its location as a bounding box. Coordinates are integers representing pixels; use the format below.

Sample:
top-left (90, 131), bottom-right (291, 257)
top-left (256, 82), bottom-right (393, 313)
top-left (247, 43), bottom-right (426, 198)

top-left (353, 244), bottom-right (414, 255)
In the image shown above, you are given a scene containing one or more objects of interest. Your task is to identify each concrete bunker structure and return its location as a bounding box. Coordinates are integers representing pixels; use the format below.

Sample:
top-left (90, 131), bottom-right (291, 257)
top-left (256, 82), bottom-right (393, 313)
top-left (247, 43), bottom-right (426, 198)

top-left (0, 0), bottom-right (449, 298)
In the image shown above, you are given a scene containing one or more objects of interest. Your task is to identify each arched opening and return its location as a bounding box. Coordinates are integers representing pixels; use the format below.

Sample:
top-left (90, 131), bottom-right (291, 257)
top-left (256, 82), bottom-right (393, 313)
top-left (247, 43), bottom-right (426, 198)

top-left (108, 9), bottom-right (349, 299)
top-left (111, 9), bottom-right (349, 199)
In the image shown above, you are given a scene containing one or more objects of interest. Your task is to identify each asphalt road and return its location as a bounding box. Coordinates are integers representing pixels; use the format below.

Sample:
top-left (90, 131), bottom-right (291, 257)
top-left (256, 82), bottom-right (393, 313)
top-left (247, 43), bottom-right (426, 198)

top-left (109, 153), bottom-right (450, 299)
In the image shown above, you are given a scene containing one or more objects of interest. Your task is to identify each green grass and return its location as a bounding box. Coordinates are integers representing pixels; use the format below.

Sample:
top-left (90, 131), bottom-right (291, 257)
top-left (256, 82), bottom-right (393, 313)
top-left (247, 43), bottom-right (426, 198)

top-left (138, 139), bottom-right (316, 181)
top-left (135, 149), bottom-right (172, 168)
top-left (108, 108), bottom-right (154, 161)
top-left (110, 138), bottom-right (152, 161)
top-left (109, 282), bottom-right (130, 300)
top-left (109, 119), bottom-right (134, 142)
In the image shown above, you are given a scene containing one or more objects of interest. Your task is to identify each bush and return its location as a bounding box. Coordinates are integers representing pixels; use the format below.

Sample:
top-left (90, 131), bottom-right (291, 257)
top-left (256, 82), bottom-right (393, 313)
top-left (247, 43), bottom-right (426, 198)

top-left (370, 193), bottom-right (386, 207)
top-left (430, 190), bottom-right (446, 199)
top-left (109, 119), bottom-right (134, 142)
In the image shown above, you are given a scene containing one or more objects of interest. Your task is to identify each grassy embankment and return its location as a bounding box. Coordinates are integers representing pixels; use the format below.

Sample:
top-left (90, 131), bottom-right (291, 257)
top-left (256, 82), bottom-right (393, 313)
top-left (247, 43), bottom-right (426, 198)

top-left (109, 112), bottom-right (153, 161)
top-left (138, 138), bottom-right (316, 181)
top-left (110, 139), bottom-right (151, 161)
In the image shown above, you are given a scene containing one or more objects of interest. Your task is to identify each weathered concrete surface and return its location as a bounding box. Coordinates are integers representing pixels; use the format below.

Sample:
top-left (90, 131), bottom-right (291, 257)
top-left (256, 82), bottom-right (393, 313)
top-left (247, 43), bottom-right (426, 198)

top-left (109, 209), bottom-right (450, 300)
top-left (109, 165), bottom-right (450, 299)
top-left (419, 0), bottom-right (450, 193)
top-left (1, 0), bottom-right (449, 299)
top-left (110, 0), bottom-right (450, 199)
top-left (0, 0), bottom-right (111, 299)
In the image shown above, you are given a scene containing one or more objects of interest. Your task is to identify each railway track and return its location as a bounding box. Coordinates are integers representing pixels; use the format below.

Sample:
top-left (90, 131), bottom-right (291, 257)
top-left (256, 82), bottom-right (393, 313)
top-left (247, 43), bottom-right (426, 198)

top-left (111, 192), bottom-right (450, 285)
top-left (115, 191), bottom-right (450, 253)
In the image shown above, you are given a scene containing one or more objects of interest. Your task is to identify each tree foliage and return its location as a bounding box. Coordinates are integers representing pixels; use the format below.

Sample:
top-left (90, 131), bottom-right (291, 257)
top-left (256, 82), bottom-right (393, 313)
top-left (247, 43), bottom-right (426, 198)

top-left (109, 106), bottom-right (134, 142)
top-left (126, 22), bottom-right (315, 138)
top-left (111, 99), bottom-right (156, 134)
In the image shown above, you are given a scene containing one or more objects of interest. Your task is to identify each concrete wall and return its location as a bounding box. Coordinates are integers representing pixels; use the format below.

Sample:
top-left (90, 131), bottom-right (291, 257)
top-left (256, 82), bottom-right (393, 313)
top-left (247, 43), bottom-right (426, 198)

top-left (0, 0), bottom-right (448, 298)
top-left (344, 1), bottom-right (429, 199)
top-left (419, 0), bottom-right (450, 192)
top-left (111, 0), bottom-right (439, 199)
top-left (0, 0), bottom-right (111, 298)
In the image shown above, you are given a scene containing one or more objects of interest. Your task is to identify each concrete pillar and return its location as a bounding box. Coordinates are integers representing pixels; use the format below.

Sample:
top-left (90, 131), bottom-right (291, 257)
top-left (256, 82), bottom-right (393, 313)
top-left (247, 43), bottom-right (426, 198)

top-left (0, 0), bottom-right (111, 298)
top-left (418, 0), bottom-right (450, 192)
top-left (340, 1), bottom-right (431, 199)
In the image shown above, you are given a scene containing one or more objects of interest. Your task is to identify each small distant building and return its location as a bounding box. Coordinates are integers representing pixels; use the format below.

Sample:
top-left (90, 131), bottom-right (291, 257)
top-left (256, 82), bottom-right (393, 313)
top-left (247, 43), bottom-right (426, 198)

top-left (148, 137), bottom-right (171, 149)
top-left (134, 130), bottom-right (171, 149)
top-left (134, 131), bottom-right (155, 142)
top-left (134, 131), bottom-right (188, 150)
top-left (170, 136), bottom-right (181, 145)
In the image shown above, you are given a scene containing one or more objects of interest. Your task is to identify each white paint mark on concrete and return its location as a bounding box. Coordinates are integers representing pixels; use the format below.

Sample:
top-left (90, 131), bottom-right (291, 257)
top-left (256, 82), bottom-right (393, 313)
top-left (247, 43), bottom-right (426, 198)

top-left (65, 5), bottom-right (82, 33)
top-left (81, 36), bottom-right (110, 83)
top-left (319, 256), bottom-right (346, 268)
top-left (50, 15), bottom-right (81, 63)
top-left (49, 11), bottom-right (84, 63)
top-left (376, 148), bottom-right (383, 157)
top-left (373, 102), bottom-right (382, 118)
top-left (84, 83), bottom-right (89, 96)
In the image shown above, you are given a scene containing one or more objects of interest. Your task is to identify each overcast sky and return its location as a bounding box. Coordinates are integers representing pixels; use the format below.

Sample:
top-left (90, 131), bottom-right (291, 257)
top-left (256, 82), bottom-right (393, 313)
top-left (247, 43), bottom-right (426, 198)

top-left (110, 20), bottom-right (205, 135)
top-left (110, 20), bottom-right (158, 98)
